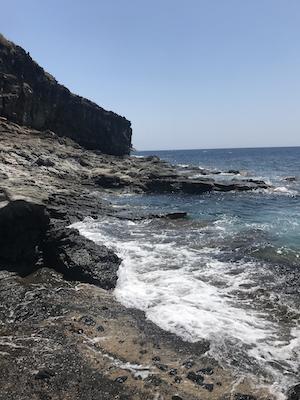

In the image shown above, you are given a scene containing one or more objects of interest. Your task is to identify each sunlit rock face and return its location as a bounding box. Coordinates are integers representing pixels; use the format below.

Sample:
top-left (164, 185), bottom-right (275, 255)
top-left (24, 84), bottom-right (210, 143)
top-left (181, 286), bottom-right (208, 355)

top-left (0, 34), bottom-right (132, 156)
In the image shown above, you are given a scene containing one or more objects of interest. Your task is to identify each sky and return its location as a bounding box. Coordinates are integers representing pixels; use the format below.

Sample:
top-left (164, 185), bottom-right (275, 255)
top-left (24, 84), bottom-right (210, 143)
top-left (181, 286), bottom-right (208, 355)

top-left (1, 0), bottom-right (299, 151)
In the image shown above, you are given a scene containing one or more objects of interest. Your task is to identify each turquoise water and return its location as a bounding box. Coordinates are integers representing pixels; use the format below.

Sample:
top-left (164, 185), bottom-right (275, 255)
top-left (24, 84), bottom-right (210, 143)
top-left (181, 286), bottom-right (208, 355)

top-left (73, 147), bottom-right (300, 399)
top-left (132, 147), bottom-right (300, 250)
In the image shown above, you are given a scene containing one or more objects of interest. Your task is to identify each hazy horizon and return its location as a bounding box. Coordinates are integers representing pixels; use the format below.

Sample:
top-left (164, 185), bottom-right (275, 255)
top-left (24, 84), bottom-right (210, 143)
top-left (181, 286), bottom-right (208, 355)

top-left (132, 144), bottom-right (300, 152)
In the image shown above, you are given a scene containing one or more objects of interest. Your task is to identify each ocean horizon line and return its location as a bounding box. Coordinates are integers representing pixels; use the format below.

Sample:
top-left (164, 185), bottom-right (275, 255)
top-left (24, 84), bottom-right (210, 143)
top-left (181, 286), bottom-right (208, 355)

top-left (132, 144), bottom-right (300, 153)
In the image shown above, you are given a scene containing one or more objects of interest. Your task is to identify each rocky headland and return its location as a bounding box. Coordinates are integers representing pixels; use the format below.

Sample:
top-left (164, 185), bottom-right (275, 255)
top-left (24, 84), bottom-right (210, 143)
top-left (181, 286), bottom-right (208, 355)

top-left (0, 34), bottom-right (132, 156)
top-left (0, 35), bottom-right (288, 400)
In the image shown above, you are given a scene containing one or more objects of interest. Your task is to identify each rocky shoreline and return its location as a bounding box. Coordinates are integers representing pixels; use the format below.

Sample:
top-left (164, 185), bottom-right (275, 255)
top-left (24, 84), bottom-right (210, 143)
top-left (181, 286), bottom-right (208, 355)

top-left (0, 119), bottom-right (285, 400)
top-left (1, 33), bottom-right (297, 400)
top-left (0, 119), bottom-right (271, 284)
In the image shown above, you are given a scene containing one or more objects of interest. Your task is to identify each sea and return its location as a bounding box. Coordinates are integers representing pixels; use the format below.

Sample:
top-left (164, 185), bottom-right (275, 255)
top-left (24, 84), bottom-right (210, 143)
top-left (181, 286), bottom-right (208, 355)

top-left (72, 147), bottom-right (300, 399)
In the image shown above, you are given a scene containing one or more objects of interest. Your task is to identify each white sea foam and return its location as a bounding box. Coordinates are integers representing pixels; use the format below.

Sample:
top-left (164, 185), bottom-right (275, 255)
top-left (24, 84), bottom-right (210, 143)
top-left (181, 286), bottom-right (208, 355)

top-left (273, 186), bottom-right (298, 196)
top-left (82, 332), bottom-right (151, 379)
top-left (72, 216), bottom-right (300, 398)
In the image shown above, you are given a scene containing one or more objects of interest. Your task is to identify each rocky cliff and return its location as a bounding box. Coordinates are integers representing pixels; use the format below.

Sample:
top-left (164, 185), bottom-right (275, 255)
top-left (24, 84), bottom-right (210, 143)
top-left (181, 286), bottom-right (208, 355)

top-left (0, 33), bottom-right (132, 155)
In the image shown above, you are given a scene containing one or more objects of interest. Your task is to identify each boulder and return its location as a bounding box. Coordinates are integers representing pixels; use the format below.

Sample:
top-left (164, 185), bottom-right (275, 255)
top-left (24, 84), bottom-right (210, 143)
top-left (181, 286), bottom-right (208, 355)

top-left (0, 200), bottom-right (49, 276)
top-left (43, 227), bottom-right (121, 289)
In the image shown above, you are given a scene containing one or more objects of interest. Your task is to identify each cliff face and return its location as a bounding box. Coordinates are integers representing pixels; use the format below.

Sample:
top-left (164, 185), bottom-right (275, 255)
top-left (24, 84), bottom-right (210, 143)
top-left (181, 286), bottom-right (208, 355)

top-left (0, 34), bottom-right (132, 156)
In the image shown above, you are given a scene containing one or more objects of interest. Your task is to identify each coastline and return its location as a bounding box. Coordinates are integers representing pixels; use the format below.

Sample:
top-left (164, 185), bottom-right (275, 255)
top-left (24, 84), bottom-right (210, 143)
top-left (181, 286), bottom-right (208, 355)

top-left (0, 268), bottom-right (273, 400)
top-left (0, 120), bottom-right (279, 399)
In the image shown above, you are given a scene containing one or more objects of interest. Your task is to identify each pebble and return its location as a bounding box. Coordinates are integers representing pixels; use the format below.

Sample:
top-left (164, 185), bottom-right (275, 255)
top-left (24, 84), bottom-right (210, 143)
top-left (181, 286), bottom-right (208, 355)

top-left (96, 325), bottom-right (104, 332)
top-left (115, 376), bottom-right (128, 383)
top-left (183, 360), bottom-right (195, 369)
top-left (169, 368), bottom-right (177, 376)
top-left (79, 316), bottom-right (96, 326)
top-left (154, 364), bottom-right (168, 371)
top-left (152, 356), bottom-right (161, 362)
top-left (235, 395), bottom-right (257, 400)
top-left (35, 369), bottom-right (56, 380)
top-left (187, 371), bottom-right (204, 384)
top-left (197, 367), bottom-right (214, 375)
top-left (202, 383), bottom-right (214, 392)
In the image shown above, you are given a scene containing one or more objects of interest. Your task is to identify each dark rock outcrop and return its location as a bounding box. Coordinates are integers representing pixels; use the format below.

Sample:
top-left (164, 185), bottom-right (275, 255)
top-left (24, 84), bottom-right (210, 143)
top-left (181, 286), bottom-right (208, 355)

top-left (0, 198), bottom-right (121, 289)
top-left (90, 153), bottom-right (270, 194)
top-left (0, 33), bottom-right (132, 155)
top-left (0, 199), bottom-right (49, 276)
top-left (43, 227), bottom-right (121, 289)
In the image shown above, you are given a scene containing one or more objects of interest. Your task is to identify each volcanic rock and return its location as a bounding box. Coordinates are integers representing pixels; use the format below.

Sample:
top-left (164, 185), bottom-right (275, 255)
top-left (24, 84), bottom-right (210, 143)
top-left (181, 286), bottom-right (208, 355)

top-left (43, 227), bottom-right (121, 289)
top-left (0, 199), bottom-right (49, 276)
top-left (0, 34), bottom-right (132, 155)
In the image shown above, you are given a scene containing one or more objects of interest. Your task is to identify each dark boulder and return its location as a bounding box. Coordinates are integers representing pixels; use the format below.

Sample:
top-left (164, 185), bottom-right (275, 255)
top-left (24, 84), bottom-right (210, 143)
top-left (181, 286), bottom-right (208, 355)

top-left (0, 200), bottom-right (49, 276)
top-left (0, 198), bottom-right (121, 289)
top-left (43, 227), bottom-right (121, 289)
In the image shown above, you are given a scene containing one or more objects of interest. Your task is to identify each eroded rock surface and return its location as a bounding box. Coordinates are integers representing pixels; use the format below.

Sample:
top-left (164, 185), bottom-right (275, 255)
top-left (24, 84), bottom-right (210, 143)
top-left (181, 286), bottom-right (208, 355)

top-left (0, 200), bottom-right (49, 276)
top-left (43, 227), bottom-right (121, 289)
top-left (0, 34), bottom-right (132, 155)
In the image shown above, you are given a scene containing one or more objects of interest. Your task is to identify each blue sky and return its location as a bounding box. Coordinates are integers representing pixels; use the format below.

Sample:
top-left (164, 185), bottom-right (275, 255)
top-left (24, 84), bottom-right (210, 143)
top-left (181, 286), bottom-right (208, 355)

top-left (1, 0), bottom-right (299, 150)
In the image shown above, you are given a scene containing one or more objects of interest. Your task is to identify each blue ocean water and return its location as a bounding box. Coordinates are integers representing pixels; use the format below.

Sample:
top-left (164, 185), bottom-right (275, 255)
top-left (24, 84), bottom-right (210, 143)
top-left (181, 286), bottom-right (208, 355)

top-left (73, 147), bottom-right (300, 399)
